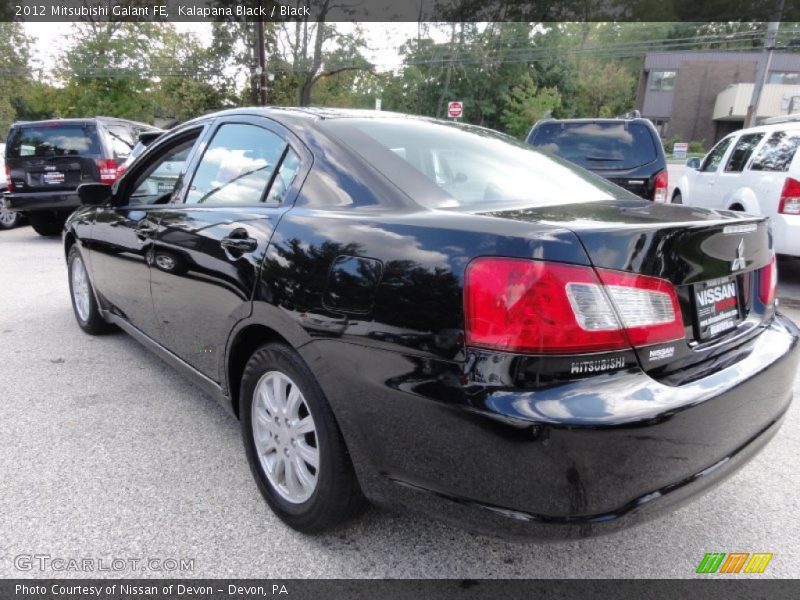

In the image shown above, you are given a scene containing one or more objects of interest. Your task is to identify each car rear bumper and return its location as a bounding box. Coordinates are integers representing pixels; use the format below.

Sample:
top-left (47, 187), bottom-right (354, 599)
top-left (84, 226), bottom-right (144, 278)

top-left (309, 313), bottom-right (799, 540)
top-left (772, 213), bottom-right (800, 257)
top-left (5, 191), bottom-right (80, 212)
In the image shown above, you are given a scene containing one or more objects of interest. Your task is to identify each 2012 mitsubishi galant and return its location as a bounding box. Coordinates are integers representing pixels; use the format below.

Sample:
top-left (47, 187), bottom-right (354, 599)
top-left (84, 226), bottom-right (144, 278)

top-left (63, 108), bottom-right (799, 539)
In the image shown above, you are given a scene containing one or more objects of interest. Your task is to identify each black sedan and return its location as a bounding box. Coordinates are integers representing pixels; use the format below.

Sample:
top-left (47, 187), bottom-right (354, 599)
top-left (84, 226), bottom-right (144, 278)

top-left (63, 108), bottom-right (799, 539)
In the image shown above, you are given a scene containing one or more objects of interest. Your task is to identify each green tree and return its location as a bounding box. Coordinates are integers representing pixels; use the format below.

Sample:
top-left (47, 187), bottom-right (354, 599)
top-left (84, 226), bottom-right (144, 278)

top-left (501, 74), bottom-right (561, 138)
top-left (0, 22), bottom-right (32, 135)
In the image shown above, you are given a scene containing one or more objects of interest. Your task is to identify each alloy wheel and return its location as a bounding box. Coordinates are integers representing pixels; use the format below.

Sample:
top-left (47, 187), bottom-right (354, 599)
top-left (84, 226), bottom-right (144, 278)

top-left (71, 255), bottom-right (91, 322)
top-left (251, 371), bottom-right (320, 504)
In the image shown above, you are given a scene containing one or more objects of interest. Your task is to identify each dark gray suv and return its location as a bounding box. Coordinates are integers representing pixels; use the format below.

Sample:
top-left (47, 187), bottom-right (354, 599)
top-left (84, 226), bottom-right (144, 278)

top-left (4, 117), bottom-right (158, 235)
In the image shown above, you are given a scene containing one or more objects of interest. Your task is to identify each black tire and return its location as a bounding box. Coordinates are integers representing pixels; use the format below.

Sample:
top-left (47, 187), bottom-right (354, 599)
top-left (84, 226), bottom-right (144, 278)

top-left (240, 343), bottom-right (367, 532)
top-left (29, 212), bottom-right (67, 236)
top-left (672, 191), bottom-right (683, 205)
top-left (67, 245), bottom-right (113, 335)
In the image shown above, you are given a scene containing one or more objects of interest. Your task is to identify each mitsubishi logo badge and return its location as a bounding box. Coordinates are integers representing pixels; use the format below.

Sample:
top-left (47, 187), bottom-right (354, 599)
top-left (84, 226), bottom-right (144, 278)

top-left (731, 239), bottom-right (746, 271)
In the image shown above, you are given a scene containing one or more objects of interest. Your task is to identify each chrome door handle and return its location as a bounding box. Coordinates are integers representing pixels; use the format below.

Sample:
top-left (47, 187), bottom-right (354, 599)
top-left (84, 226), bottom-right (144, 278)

top-left (220, 233), bottom-right (257, 254)
top-left (135, 224), bottom-right (157, 239)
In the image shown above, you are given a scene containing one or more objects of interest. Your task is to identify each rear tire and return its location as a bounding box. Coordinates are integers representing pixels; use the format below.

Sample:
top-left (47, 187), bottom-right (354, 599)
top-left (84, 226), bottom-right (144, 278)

top-left (0, 199), bottom-right (20, 230)
top-left (67, 245), bottom-right (113, 335)
top-left (240, 343), bottom-right (367, 533)
top-left (672, 191), bottom-right (683, 205)
top-left (29, 212), bottom-right (67, 236)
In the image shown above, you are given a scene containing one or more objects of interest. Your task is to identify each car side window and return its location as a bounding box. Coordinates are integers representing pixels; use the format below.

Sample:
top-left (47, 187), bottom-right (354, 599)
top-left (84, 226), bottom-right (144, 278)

top-left (105, 125), bottom-right (135, 159)
top-left (724, 133), bottom-right (764, 173)
top-left (185, 123), bottom-right (287, 205)
top-left (751, 131), bottom-right (800, 172)
top-left (127, 139), bottom-right (197, 206)
top-left (700, 137), bottom-right (733, 172)
top-left (265, 148), bottom-right (301, 205)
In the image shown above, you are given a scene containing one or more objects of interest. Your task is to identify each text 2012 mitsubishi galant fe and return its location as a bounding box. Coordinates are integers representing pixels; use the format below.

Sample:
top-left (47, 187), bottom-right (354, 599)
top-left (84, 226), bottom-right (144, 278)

top-left (63, 108), bottom-right (799, 539)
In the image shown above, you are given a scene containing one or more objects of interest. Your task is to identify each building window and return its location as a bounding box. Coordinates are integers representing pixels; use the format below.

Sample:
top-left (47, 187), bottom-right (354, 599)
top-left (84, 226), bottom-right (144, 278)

top-left (768, 72), bottom-right (800, 85)
top-left (649, 71), bottom-right (676, 91)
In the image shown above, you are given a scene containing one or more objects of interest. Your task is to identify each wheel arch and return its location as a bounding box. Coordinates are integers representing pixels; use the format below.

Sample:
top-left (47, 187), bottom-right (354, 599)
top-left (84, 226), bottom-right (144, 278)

top-left (727, 187), bottom-right (759, 213)
top-left (224, 304), bottom-right (315, 419)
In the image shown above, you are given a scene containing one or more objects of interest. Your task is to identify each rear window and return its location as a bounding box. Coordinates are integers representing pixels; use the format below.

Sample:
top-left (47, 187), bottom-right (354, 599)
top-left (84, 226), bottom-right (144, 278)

top-left (750, 131), bottom-right (800, 172)
top-left (322, 118), bottom-right (624, 211)
top-left (7, 124), bottom-right (102, 158)
top-left (528, 122), bottom-right (658, 169)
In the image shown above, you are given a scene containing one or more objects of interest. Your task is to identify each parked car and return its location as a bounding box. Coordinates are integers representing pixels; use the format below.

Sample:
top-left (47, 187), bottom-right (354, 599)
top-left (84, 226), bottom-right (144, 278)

top-left (526, 116), bottom-right (668, 201)
top-left (4, 117), bottom-right (159, 236)
top-left (673, 121), bottom-right (800, 257)
top-left (64, 108), bottom-right (797, 539)
top-left (0, 142), bottom-right (23, 230)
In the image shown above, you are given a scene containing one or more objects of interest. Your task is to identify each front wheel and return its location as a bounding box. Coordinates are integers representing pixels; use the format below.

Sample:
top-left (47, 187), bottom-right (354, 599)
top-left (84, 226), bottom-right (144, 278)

top-left (240, 343), bottom-right (367, 532)
top-left (67, 245), bottom-right (113, 335)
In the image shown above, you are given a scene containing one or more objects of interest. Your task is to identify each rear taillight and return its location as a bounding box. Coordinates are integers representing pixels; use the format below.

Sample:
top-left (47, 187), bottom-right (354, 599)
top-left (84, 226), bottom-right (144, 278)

top-left (96, 159), bottom-right (118, 184)
top-left (115, 163), bottom-right (128, 178)
top-left (759, 254), bottom-right (778, 306)
top-left (779, 177), bottom-right (800, 215)
top-left (464, 258), bottom-right (684, 354)
top-left (653, 169), bottom-right (668, 202)
top-left (5, 164), bottom-right (12, 192)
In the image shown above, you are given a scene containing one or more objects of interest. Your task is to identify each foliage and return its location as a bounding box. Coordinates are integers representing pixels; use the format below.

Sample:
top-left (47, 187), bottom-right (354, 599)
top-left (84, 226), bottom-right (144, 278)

top-left (501, 74), bottom-right (561, 139)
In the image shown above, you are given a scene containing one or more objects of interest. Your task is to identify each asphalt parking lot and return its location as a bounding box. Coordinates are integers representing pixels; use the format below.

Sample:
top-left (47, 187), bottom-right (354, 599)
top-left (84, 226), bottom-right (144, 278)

top-left (1, 224), bottom-right (799, 579)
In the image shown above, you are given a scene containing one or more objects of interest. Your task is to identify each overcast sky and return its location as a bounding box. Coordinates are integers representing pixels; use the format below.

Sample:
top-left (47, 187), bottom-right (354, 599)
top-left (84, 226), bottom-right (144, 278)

top-left (23, 22), bottom-right (436, 74)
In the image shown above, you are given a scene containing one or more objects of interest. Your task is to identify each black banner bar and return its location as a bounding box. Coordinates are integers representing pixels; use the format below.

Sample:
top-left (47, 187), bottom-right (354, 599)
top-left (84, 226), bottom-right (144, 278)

top-left (2, 0), bottom-right (799, 23)
top-left (1, 579), bottom-right (799, 600)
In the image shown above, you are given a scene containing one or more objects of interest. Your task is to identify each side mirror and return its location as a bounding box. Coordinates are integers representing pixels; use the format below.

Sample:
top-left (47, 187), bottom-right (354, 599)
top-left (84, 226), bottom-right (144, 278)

top-left (685, 157), bottom-right (701, 169)
top-left (77, 183), bottom-right (112, 206)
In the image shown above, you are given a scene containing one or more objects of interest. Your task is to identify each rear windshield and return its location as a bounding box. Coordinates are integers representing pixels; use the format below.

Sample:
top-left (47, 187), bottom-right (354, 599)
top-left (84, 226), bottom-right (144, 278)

top-left (528, 122), bottom-right (658, 169)
top-left (7, 124), bottom-right (102, 158)
top-left (322, 118), bottom-right (625, 211)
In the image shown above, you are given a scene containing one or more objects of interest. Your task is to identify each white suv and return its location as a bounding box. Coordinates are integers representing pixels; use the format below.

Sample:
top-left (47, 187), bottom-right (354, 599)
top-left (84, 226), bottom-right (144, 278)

top-left (673, 121), bottom-right (800, 257)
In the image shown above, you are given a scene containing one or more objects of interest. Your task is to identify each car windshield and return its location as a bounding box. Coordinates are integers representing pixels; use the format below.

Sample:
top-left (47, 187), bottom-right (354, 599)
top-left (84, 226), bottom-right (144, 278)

top-left (528, 121), bottom-right (658, 170)
top-left (322, 118), bottom-right (627, 211)
top-left (7, 123), bottom-right (102, 158)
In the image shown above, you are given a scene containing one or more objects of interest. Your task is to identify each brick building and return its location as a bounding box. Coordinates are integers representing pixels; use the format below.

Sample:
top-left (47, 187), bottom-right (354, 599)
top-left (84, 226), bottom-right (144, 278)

top-left (635, 51), bottom-right (800, 146)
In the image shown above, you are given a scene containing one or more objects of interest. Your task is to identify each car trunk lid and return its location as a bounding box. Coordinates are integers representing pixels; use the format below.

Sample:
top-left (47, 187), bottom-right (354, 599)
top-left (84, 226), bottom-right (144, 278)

top-left (482, 199), bottom-right (774, 379)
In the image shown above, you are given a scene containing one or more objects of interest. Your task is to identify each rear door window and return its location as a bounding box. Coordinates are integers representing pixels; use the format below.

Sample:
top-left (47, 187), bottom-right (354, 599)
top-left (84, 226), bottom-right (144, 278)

top-left (7, 124), bottom-right (102, 158)
top-left (750, 131), bottom-right (800, 172)
top-left (724, 133), bottom-right (764, 172)
top-left (104, 125), bottom-right (135, 159)
top-left (528, 122), bottom-right (658, 169)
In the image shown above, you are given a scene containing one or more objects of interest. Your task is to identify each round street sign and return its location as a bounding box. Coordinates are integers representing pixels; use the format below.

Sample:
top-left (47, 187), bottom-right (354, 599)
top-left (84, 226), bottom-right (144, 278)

top-left (447, 101), bottom-right (463, 118)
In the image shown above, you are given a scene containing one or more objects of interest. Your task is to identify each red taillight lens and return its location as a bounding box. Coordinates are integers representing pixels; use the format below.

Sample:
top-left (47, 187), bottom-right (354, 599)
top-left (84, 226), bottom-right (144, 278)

top-left (759, 254), bottom-right (778, 306)
top-left (5, 164), bottom-right (12, 192)
top-left (779, 177), bottom-right (800, 215)
top-left (115, 163), bottom-right (128, 178)
top-left (653, 169), bottom-right (668, 202)
top-left (96, 159), bottom-right (118, 184)
top-left (464, 258), bottom-right (684, 354)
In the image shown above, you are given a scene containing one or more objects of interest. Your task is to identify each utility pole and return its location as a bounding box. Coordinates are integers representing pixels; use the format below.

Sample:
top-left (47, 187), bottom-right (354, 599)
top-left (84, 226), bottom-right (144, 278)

top-left (746, 4), bottom-right (784, 127)
top-left (257, 20), bottom-right (268, 106)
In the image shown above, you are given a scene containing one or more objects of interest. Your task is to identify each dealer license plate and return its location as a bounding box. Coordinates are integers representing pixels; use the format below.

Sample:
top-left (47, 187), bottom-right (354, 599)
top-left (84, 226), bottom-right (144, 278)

top-left (694, 276), bottom-right (741, 340)
top-left (43, 171), bottom-right (65, 185)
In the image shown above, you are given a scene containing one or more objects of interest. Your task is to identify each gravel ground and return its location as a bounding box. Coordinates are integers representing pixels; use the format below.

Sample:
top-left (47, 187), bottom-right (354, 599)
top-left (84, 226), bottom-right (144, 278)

top-left (1, 224), bottom-right (798, 579)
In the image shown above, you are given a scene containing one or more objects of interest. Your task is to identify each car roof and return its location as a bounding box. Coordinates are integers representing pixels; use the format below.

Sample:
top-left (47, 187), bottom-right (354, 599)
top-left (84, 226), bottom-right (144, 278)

top-left (532, 117), bottom-right (656, 127)
top-left (722, 121), bottom-right (800, 137)
top-left (9, 117), bottom-right (156, 129)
